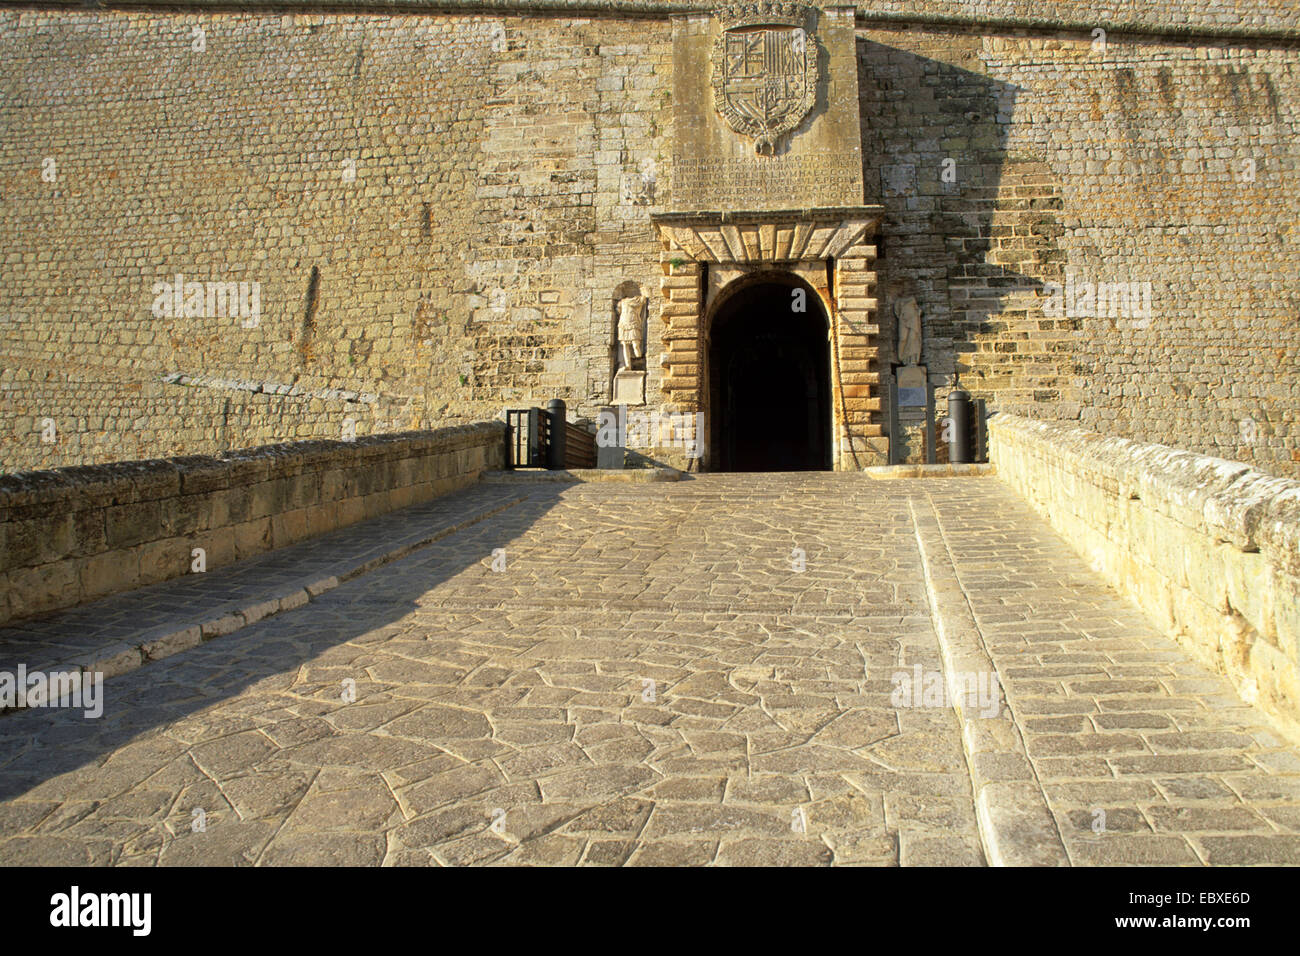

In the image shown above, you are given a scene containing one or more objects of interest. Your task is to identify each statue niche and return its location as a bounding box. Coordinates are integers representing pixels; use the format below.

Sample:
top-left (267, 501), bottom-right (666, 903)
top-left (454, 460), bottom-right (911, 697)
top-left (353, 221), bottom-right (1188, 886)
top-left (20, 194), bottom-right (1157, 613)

top-left (612, 286), bottom-right (648, 406)
top-left (893, 295), bottom-right (927, 411)
top-left (894, 295), bottom-right (923, 368)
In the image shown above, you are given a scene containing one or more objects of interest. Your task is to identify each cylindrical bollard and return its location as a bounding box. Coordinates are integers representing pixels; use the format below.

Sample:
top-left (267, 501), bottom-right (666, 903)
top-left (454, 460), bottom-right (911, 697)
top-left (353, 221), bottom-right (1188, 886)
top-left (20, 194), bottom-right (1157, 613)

top-left (947, 388), bottom-right (975, 464)
top-left (546, 399), bottom-right (567, 470)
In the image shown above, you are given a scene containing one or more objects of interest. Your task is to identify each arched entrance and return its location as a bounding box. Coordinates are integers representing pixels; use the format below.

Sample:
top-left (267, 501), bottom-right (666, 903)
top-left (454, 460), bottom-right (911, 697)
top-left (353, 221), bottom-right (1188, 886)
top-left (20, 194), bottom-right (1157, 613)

top-left (707, 275), bottom-right (832, 472)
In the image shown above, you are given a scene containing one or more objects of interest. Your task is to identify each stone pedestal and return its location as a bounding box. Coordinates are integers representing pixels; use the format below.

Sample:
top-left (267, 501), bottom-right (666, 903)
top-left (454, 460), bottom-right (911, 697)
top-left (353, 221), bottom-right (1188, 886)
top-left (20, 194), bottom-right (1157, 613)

top-left (613, 369), bottom-right (646, 406)
top-left (897, 365), bottom-right (927, 414)
top-left (596, 406), bottom-right (626, 469)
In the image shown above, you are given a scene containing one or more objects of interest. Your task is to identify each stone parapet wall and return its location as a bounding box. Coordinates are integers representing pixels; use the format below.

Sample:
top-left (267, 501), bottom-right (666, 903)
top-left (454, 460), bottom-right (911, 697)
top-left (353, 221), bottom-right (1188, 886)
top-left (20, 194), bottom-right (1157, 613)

top-left (990, 413), bottom-right (1300, 737)
top-left (0, 421), bottom-right (506, 624)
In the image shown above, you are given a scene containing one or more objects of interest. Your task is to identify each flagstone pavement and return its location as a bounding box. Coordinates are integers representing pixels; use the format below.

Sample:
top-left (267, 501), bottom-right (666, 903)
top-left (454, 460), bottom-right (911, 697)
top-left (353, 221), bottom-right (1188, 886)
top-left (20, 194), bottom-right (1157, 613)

top-left (2, 473), bottom-right (1299, 866)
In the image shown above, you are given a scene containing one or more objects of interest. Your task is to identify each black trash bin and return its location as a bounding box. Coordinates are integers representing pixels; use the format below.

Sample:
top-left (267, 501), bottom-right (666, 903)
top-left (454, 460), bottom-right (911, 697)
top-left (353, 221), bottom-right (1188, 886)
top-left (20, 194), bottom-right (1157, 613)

top-left (546, 399), bottom-right (567, 470)
top-left (947, 388), bottom-right (975, 464)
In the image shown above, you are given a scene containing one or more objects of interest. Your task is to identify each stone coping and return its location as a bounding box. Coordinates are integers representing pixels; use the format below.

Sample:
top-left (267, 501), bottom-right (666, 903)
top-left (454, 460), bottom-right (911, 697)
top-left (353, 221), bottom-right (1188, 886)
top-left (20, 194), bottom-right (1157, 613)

top-left (908, 495), bottom-right (1067, 866)
top-left (0, 483), bottom-right (530, 711)
top-left (989, 415), bottom-right (1300, 577)
top-left (864, 464), bottom-right (995, 479)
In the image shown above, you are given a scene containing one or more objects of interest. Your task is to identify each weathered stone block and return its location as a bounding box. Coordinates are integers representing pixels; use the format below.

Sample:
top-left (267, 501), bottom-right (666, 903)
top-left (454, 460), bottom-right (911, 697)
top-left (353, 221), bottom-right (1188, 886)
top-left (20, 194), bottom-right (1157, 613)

top-left (1184, 541), bottom-right (1229, 613)
top-left (1224, 550), bottom-right (1276, 644)
top-left (233, 518), bottom-right (273, 560)
top-left (176, 456), bottom-right (230, 495)
top-left (136, 536), bottom-right (192, 586)
top-left (199, 525), bottom-right (237, 569)
top-left (223, 487), bottom-right (254, 525)
top-left (79, 550), bottom-right (140, 603)
top-left (1275, 574), bottom-right (1300, 665)
top-left (159, 494), bottom-right (206, 537)
top-left (3, 517), bottom-right (66, 570)
top-left (271, 508), bottom-right (309, 548)
top-left (337, 497), bottom-right (365, 528)
top-left (142, 625), bottom-right (203, 662)
top-left (8, 560), bottom-right (79, 618)
top-left (306, 502), bottom-right (340, 537)
top-left (249, 478), bottom-right (290, 520)
top-left (201, 614), bottom-right (245, 639)
top-left (320, 469), bottom-right (347, 502)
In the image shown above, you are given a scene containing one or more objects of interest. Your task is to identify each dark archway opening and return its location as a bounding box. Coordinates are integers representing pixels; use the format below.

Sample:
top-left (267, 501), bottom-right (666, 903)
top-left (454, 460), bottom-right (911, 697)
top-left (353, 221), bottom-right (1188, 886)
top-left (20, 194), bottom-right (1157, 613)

top-left (708, 277), bottom-right (832, 472)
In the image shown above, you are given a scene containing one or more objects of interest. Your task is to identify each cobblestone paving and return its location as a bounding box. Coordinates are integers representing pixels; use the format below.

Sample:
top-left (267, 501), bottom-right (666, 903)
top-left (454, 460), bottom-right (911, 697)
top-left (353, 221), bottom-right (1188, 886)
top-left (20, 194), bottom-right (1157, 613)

top-left (0, 475), bottom-right (1297, 866)
top-left (925, 483), bottom-right (1300, 865)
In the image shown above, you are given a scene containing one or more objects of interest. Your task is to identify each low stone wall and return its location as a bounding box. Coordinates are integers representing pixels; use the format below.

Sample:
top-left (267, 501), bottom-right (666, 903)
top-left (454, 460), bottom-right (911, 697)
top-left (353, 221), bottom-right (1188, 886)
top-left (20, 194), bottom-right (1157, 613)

top-left (0, 421), bottom-right (506, 625)
top-left (990, 414), bottom-right (1300, 737)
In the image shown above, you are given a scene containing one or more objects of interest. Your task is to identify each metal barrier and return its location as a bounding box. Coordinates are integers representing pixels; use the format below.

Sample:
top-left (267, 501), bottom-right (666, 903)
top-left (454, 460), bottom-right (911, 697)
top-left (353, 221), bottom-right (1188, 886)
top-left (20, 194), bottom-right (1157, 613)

top-left (564, 421), bottom-right (596, 468)
top-left (505, 400), bottom-right (595, 469)
top-left (504, 408), bottom-right (547, 468)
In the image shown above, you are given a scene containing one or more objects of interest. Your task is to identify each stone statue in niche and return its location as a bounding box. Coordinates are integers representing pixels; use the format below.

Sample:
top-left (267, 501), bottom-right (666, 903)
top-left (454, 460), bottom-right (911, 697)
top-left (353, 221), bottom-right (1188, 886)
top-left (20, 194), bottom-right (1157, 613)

top-left (894, 296), bottom-right (923, 368)
top-left (617, 294), bottom-right (647, 371)
top-left (613, 292), bottom-right (648, 406)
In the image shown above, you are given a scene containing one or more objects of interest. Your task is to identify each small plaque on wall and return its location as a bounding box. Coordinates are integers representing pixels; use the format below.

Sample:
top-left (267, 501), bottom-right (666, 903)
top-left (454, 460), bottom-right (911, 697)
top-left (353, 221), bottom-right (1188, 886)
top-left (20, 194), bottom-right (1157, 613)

top-left (896, 365), bottom-right (927, 407)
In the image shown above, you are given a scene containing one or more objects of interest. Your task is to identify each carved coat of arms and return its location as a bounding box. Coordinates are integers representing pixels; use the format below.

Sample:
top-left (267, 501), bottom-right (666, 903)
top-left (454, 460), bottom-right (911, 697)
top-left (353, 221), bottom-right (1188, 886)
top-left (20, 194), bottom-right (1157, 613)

top-left (711, 3), bottom-right (818, 155)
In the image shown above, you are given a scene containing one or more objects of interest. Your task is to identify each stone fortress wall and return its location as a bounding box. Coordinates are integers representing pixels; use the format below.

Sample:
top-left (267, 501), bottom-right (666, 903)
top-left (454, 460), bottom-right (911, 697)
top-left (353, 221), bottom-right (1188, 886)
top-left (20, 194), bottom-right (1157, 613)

top-left (2, 1), bottom-right (1297, 476)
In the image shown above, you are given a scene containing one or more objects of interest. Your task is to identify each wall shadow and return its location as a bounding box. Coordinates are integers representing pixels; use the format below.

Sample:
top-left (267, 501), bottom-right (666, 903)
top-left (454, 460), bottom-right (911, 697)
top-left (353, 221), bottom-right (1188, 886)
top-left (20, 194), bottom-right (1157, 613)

top-left (0, 481), bottom-right (574, 803)
top-left (856, 37), bottom-right (1063, 455)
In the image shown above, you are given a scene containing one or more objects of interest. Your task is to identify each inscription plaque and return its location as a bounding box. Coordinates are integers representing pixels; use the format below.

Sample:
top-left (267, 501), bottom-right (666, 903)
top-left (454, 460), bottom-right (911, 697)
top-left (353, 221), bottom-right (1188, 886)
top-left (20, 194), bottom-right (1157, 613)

top-left (897, 365), bottom-right (928, 409)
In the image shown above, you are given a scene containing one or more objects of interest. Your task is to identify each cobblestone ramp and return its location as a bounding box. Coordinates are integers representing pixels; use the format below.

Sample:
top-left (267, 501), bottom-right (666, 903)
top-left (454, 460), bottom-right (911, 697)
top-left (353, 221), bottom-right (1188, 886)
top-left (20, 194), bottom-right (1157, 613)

top-left (0, 475), bottom-right (1296, 866)
top-left (924, 482), bottom-right (1300, 865)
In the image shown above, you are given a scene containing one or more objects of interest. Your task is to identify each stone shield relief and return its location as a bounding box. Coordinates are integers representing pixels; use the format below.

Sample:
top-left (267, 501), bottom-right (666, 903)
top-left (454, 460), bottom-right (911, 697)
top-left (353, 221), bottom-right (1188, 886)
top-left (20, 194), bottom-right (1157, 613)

top-left (711, 3), bottom-right (818, 155)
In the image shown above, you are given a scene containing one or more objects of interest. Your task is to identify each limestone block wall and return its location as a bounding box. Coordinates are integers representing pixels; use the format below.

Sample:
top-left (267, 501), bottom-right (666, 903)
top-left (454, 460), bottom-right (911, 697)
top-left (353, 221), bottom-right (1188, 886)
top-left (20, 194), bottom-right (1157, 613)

top-left (861, 25), bottom-right (1300, 478)
top-left (0, 9), bottom-right (671, 469)
top-left (990, 413), bottom-right (1300, 738)
top-left (2, 358), bottom-right (430, 472)
top-left (1, 6), bottom-right (1297, 477)
top-left (0, 420), bottom-right (505, 624)
top-left (854, 0), bottom-right (1298, 34)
